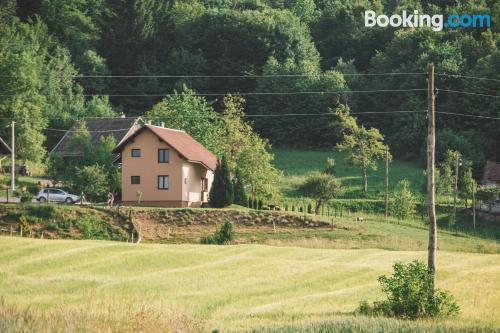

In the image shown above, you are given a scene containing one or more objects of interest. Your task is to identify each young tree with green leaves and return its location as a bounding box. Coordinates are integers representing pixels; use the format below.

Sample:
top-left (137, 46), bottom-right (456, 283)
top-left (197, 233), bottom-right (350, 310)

top-left (73, 164), bottom-right (109, 202)
top-left (298, 171), bottom-right (342, 214)
top-left (335, 107), bottom-right (389, 195)
top-left (391, 179), bottom-right (416, 223)
top-left (233, 169), bottom-right (247, 207)
top-left (220, 95), bottom-right (282, 201)
top-left (209, 157), bottom-right (233, 208)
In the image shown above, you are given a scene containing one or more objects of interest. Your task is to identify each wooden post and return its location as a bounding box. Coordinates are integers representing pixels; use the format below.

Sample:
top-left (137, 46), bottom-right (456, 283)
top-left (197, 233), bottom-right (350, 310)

top-left (453, 153), bottom-right (459, 218)
top-left (472, 183), bottom-right (476, 231)
top-left (10, 225), bottom-right (13, 236)
top-left (385, 145), bottom-right (389, 219)
top-left (427, 63), bottom-right (437, 285)
top-left (20, 225), bottom-right (22, 237)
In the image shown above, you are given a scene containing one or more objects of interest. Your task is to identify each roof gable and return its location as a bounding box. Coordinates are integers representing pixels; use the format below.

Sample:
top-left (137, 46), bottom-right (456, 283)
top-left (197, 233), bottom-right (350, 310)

top-left (482, 160), bottom-right (500, 184)
top-left (0, 136), bottom-right (11, 155)
top-left (113, 125), bottom-right (217, 171)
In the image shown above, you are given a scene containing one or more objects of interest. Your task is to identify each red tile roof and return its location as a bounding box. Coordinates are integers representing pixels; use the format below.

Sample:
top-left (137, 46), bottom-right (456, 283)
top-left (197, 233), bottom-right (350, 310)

top-left (114, 125), bottom-right (218, 171)
top-left (482, 160), bottom-right (500, 184)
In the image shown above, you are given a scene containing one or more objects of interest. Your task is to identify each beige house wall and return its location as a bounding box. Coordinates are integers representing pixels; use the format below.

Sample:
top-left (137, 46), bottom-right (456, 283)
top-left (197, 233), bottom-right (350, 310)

top-left (120, 129), bottom-right (213, 207)
top-left (182, 162), bottom-right (214, 206)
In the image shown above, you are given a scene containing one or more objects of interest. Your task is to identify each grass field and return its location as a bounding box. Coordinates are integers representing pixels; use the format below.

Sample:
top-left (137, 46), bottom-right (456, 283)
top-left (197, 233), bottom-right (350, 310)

top-left (1, 237), bottom-right (499, 332)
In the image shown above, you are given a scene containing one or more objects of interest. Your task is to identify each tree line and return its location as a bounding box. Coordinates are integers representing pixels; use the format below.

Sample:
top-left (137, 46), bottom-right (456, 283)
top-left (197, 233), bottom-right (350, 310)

top-left (0, 0), bottom-right (498, 175)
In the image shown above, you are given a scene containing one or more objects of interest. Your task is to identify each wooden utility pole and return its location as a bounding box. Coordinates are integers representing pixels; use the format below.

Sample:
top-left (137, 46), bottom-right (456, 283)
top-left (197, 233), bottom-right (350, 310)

top-left (427, 63), bottom-right (437, 284)
top-left (453, 153), bottom-right (459, 217)
top-left (384, 145), bottom-right (389, 219)
top-left (472, 183), bottom-right (476, 231)
top-left (10, 121), bottom-right (15, 192)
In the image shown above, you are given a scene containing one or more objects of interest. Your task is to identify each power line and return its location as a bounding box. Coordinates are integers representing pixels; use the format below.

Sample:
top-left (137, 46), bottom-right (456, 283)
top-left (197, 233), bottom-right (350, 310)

top-left (435, 111), bottom-right (500, 120)
top-left (439, 89), bottom-right (500, 98)
top-left (0, 88), bottom-right (427, 97)
top-left (0, 72), bottom-right (426, 79)
top-left (436, 73), bottom-right (500, 83)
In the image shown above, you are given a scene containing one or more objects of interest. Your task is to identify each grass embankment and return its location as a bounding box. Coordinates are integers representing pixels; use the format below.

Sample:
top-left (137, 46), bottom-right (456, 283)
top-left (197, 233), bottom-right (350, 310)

top-left (0, 204), bottom-right (130, 241)
top-left (0, 237), bottom-right (499, 332)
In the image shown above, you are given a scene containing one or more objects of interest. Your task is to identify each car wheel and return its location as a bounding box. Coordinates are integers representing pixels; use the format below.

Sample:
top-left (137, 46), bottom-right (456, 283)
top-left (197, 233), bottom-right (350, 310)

top-left (39, 197), bottom-right (46, 203)
top-left (65, 197), bottom-right (74, 204)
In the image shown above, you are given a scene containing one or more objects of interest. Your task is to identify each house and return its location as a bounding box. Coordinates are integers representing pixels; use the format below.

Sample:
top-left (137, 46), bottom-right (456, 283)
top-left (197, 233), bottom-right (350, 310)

top-left (112, 124), bottom-right (217, 207)
top-left (481, 161), bottom-right (500, 185)
top-left (0, 136), bottom-right (12, 172)
top-left (50, 117), bottom-right (141, 156)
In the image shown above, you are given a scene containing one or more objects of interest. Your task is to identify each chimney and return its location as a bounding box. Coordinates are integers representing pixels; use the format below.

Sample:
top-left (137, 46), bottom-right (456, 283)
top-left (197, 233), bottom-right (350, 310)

top-left (146, 120), bottom-right (151, 125)
top-left (160, 122), bottom-right (165, 128)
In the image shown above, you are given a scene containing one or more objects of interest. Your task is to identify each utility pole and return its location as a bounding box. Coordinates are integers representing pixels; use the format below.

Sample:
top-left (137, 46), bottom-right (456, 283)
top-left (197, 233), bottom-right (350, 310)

top-left (10, 121), bottom-right (15, 192)
top-left (384, 145), bottom-right (389, 219)
top-left (427, 63), bottom-right (437, 285)
top-left (472, 183), bottom-right (476, 231)
top-left (453, 153), bottom-right (459, 217)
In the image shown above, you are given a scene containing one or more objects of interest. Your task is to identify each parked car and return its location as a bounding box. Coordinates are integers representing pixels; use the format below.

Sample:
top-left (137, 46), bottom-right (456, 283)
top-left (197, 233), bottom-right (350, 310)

top-left (37, 188), bottom-right (80, 204)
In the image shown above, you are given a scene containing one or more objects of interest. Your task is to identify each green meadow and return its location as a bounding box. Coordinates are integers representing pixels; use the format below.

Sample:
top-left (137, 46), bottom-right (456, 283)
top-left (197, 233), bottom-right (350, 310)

top-left (1, 237), bottom-right (499, 332)
top-left (272, 148), bottom-right (425, 199)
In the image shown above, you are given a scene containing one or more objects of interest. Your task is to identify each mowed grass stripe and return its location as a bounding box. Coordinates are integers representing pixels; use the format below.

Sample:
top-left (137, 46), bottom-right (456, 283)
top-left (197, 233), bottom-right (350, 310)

top-left (0, 237), bottom-right (499, 330)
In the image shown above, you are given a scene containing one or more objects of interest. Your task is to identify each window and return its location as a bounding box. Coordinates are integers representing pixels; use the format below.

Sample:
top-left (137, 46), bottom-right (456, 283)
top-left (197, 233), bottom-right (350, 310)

top-left (158, 149), bottom-right (170, 163)
top-left (131, 176), bottom-right (140, 184)
top-left (158, 175), bottom-right (169, 190)
top-left (131, 149), bottom-right (141, 157)
top-left (201, 178), bottom-right (208, 191)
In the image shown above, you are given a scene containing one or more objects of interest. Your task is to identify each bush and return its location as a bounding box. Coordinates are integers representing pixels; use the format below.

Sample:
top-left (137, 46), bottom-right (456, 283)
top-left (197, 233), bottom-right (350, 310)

top-left (201, 221), bottom-right (235, 245)
top-left (76, 216), bottom-right (110, 239)
top-left (27, 205), bottom-right (56, 219)
top-left (358, 260), bottom-right (459, 319)
top-left (19, 191), bottom-right (34, 203)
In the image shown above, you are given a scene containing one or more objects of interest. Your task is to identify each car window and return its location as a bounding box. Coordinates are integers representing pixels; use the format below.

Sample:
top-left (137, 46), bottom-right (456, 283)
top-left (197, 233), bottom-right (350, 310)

top-left (43, 189), bottom-right (48, 194)
top-left (49, 189), bottom-right (63, 194)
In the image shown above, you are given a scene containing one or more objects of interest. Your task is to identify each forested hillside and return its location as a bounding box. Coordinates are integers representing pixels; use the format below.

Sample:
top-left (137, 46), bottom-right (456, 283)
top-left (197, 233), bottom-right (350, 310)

top-left (0, 0), bottom-right (498, 172)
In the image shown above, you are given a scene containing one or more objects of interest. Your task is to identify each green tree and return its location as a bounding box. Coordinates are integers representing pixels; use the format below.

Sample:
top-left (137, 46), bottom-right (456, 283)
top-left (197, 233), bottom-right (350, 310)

top-left (391, 179), bottom-right (416, 223)
top-left (220, 95), bottom-right (282, 201)
top-left (73, 164), bottom-right (109, 202)
top-left (336, 107), bottom-right (389, 195)
top-left (209, 157), bottom-right (233, 208)
top-left (232, 169), bottom-right (247, 207)
top-left (298, 171), bottom-right (342, 214)
top-left (460, 163), bottom-right (476, 209)
top-left (146, 87), bottom-right (224, 155)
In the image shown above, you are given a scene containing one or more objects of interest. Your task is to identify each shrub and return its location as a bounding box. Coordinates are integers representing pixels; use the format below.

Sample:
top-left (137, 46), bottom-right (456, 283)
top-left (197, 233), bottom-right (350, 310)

top-left (76, 216), bottom-right (110, 239)
top-left (27, 205), bottom-right (56, 219)
top-left (19, 191), bottom-right (34, 204)
top-left (201, 221), bottom-right (235, 245)
top-left (358, 260), bottom-right (459, 319)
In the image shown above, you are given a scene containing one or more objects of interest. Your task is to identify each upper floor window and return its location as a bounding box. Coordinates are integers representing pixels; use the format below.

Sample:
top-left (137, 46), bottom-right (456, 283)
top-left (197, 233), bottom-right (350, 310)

top-left (158, 149), bottom-right (170, 163)
top-left (131, 176), bottom-right (140, 184)
top-left (131, 149), bottom-right (141, 157)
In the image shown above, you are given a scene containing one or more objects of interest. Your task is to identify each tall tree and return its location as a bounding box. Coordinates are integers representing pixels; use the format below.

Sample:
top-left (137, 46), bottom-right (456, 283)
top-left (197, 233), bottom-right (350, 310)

top-left (220, 95), bottom-right (282, 201)
top-left (209, 157), bottom-right (233, 208)
top-left (336, 107), bottom-right (389, 195)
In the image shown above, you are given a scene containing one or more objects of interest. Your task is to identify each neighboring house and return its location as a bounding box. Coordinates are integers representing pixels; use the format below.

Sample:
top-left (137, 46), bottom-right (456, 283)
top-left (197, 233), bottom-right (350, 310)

top-left (50, 117), bottom-right (141, 156)
top-left (0, 136), bottom-right (12, 172)
top-left (481, 161), bottom-right (500, 185)
top-left (112, 124), bottom-right (217, 207)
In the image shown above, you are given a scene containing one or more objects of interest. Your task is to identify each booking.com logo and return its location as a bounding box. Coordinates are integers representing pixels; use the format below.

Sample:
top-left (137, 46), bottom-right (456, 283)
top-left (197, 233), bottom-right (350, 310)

top-left (364, 10), bottom-right (491, 31)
